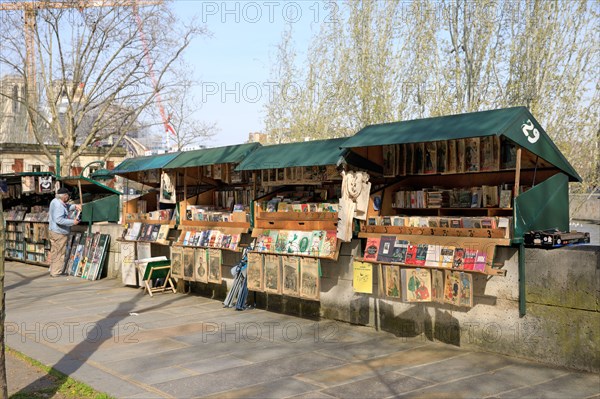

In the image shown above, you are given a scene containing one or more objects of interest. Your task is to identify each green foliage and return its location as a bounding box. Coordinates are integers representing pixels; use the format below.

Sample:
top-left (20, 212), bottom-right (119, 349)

top-left (264, 0), bottom-right (599, 191)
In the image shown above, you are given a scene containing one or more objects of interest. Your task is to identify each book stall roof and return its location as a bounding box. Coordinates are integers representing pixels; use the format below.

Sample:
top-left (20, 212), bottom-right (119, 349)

top-left (163, 143), bottom-right (261, 169)
top-left (60, 176), bottom-right (121, 195)
top-left (0, 171), bottom-right (55, 184)
top-left (236, 137), bottom-right (350, 171)
top-left (341, 106), bottom-right (581, 182)
top-left (111, 152), bottom-right (181, 176)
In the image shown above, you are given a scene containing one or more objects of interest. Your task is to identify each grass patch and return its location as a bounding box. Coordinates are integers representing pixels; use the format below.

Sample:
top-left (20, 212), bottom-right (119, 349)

top-left (7, 347), bottom-right (115, 399)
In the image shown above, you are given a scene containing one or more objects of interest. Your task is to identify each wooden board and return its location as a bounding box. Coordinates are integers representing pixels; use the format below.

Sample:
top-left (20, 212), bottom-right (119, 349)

top-left (361, 225), bottom-right (508, 239)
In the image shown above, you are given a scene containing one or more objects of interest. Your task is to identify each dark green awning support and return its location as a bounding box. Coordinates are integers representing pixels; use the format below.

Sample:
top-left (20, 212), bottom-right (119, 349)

top-left (514, 173), bottom-right (569, 237)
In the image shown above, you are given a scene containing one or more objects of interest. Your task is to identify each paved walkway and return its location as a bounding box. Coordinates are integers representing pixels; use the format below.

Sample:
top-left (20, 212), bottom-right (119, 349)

top-left (5, 261), bottom-right (599, 398)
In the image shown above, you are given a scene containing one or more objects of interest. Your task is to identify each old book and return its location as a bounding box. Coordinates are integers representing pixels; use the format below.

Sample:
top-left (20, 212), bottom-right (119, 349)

top-left (363, 237), bottom-right (381, 261)
top-left (183, 247), bottom-right (195, 280)
top-left (439, 246), bottom-right (455, 268)
top-left (444, 270), bottom-right (462, 306)
top-left (405, 244), bottom-right (427, 266)
top-left (401, 268), bottom-right (431, 302)
top-left (377, 235), bottom-right (397, 263)
top-left (207, 248), bottom-right (222, 283)
top-left (474, 251), bottom-right (487, 272)
top-left (453, 248), bottom-right (466, 270)
top-left (499, 189), bottom-right (512, 209)
top-left (424, 244), bottom-right (441, 267)
top-left (309, 230), bottom-right (326, 256)
top-left (390, 240), bottom-right (409, 263)
top-left (319, 230), bottom-right (337, 257)
top-left (463, 249), bottom-right (477, 271)
top-left (170, 246), bottom-right (184, 279)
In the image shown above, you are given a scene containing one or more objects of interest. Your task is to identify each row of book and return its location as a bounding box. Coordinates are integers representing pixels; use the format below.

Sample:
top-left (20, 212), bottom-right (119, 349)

top-left (380, 265), bottom-right (474, 307)
top-left (24, 211), bottom-right (50, 222)
top-left (382, 136), bottom-right (515, 176)
top-left (393, 185), bottom-right (512, 209)
top-left (367, 215), bottom-right (512, 230)
top-left (186, 205), bottom-right (246, 222)
top-left (259, 200), bottom-right (339, 213)
top-left (254, 229), bottom-right (337, 258)
top-left (363, 236), bottom-right (488, 272)
top-left (179, 229), bottom-right (241, 251)
top-left (125, 209), bottom-right (174, 221)
top-left (122, 222), bottom-right (171, 243)
top-left (3, 207), bottom-right (27, 221)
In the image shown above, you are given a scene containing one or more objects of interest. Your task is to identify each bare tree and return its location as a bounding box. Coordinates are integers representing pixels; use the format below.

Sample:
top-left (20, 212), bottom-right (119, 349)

top-left (163, 68), bottom-right (218, 151)
top-left (0, 1), bottom-right (205, 175)
top-left (0, 199), bottom-right (6, 399)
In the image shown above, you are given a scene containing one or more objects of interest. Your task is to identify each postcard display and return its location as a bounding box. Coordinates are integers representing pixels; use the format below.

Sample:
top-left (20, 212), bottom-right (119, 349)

top-left (356, 137), bottom-right (523, 308)
top-left (172, 164), bottom-right (255, 285)
top-left (248, 170), bottom-right (343, 301)
top-left (4, 206), bottom-right (52, 265)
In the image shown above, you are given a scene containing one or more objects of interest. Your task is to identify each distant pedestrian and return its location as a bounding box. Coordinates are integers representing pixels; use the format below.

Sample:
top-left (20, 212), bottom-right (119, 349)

top-left (48, 187), bottom-right (81, 277)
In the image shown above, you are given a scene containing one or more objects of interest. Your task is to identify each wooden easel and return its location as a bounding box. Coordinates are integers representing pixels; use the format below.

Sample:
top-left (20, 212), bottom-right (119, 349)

top-left (138, 260), bottom-right (176, 296)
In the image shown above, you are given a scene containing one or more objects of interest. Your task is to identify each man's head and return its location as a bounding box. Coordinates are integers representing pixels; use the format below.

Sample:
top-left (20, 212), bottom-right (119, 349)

top-left (56, 187), bottom-right (70, 202)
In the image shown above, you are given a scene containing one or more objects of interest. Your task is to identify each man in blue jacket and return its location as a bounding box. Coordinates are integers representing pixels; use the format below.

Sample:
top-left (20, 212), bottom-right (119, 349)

top-left (48, 187), bottom-right (81, 277)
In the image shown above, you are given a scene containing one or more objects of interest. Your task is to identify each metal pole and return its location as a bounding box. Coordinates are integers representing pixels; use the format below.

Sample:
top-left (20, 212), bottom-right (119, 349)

top-left (518, 241), bottom-right (526, 317)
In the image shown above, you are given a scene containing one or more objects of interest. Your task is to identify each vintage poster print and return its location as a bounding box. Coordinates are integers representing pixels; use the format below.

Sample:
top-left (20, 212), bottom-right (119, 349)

top-left (282, 256), bottom-right (300, 297)
top-left (170, 246), bottom-right (183, 279)
top-left (183, 247), bottom-right (195, 280)
top-left (160, 171), bottom-right (176, 204)
top-left (247, 252), bottom-right (264, 291)
top-left (300, 257), bottom-right (320, 300)
top-left (194, 248), bottom-right (208, 283)
top-left (383, 264), bottom-right (401, 298)
top-left (263, 254), bottom-right (281, 294)
top-left (431, 269), bottom-right (445, 303)
top-left (207, 248), bottom-right (222, 283)
top-left (401, 268), bottom-right (432, 302)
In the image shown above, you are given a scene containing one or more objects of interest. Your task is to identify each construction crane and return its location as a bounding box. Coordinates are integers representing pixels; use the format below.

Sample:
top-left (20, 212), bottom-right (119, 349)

top-left (0, 0), bottom-right (162, 142)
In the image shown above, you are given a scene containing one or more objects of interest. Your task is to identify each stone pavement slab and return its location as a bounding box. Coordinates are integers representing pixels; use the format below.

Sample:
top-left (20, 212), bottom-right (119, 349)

top-left (5, 261), bottom-right (600, 399)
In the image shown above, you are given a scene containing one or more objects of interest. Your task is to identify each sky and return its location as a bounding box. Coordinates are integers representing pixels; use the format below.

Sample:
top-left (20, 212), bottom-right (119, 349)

top-left (171, 0), bottom-right (326, 147)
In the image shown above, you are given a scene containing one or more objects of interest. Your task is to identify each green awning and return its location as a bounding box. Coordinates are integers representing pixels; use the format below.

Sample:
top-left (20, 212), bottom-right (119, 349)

top-left (342, 107), bottom-right (581, 182)
top-left (163, 143), bottom-right (261, 169)
top-left (60, 176), bottom-right (121, 195)
top-left (236, 138), bottom-right (349, 171)
top-left (111, 152), bottom-right (181, 175)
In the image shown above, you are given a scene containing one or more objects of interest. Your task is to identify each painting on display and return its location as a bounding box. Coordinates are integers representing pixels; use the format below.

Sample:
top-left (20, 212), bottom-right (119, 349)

top-left (263, 254), bottom-right (281, 294)
top-left (401, 268), bottom-right (432, 302)
top-left (160, 171), bottom-right (176, 204)
top-left (247, 252), bottom-right (263, 291)
top-left (183, 247), bottom-right (195, 281)
top-left (194, 248), bottom-right (208, 283)
top-left (170, 246), bottom-right (183, 279)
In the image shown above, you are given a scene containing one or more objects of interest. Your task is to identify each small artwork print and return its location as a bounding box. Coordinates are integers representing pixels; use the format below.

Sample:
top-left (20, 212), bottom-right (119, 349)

top-left (300, 257), bottom-right (320, 300)
top-left (401, 268), bottom-right (431, 302)
top-left (383, 144), bottom-right (396, 177)
top-left (431, 269), bottom-right (445, 303)
top-left (183, 247), bottom-right (195, 280)
top-left (383, 264), bottom-right (401, 298)
top-left (207, 248), bottom-right (222, 283)
top-left (263, 254), bottom-right (281, 294)
top-left (160, 171), bottom-right (176, 204)
top-left (447, 140), bottom-right (457, 173)
top-left (38, 176), bottom-right (53, 193)
top-left (444, 270), bottom-right (462, 306)
top-left (458, 272), bottom-right (473, 307)
top-left (282, 256), bottom-right (300, 297)
top-left (170, 246), bottom-right (183, 279)
top-left (424, 141), bottom-right (437, 174)
top-left (247, 252), bottom-right (263, 291)
top-left (194, 248), bottom-right (208, 283)
top-left (465, 137), bottom-right (480, 172)
top-left (457, 139), bottom-right (466, 173)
